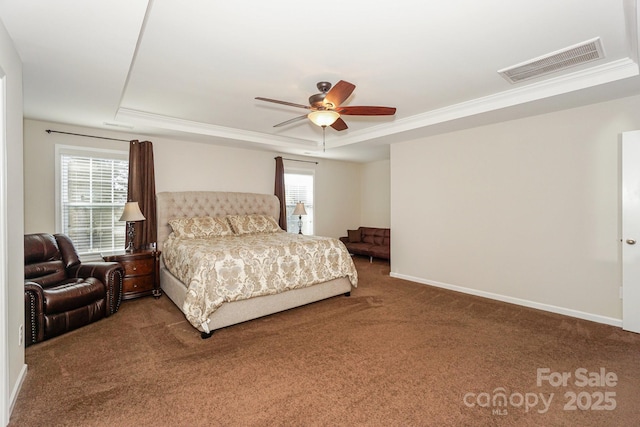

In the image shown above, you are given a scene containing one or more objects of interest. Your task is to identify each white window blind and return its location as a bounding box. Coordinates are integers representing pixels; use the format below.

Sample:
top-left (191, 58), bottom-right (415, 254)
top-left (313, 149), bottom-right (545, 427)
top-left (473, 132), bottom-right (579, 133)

top-left (57, 147), bottom-right (129, 255)
top-left (285, 171), bottom-right (314, 235)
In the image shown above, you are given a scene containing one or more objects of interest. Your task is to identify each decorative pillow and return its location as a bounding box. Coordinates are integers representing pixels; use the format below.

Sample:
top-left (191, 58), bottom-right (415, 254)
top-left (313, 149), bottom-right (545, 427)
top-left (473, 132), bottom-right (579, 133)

top-left (227, 214), bottom-right (282, 235)
top-left (169, 216), bottom-right (234, 239)
top-left (347, 229), bottom-right (361, 243)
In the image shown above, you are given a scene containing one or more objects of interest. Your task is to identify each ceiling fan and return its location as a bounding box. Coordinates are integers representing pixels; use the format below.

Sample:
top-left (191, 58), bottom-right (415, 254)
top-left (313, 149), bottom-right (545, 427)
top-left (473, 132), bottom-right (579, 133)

top-left (255, 80), bottom-right (396, 131)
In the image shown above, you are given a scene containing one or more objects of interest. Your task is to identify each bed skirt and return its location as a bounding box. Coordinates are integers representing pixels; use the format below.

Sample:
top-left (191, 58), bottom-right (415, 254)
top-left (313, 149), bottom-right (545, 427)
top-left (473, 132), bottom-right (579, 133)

top-left (160, 263), bottom-right (352, 333)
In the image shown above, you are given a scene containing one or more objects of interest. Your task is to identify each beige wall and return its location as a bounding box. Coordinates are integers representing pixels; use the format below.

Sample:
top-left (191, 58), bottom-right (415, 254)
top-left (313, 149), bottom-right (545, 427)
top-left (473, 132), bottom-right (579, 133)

top-left (391, 94), bottom-right (640, 323)
top-left (1, 18), bottom-right (25, 424)
top-left (24, 121), bottom-right (129, 234)
top-left (361, 160), bottom-right (390, 228)
top-left (23, 119), bottom-right (362, 239)
top-left (307, 158), bottom-right (363, 238)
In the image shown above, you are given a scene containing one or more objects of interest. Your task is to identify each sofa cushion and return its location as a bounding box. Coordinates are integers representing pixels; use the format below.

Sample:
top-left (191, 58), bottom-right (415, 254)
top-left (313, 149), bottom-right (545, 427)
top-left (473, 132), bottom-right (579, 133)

top-left (361, 227), bottom-right (389, 245)
top-left (347, 229), bottom-right (361, 243)
top-left (345, 242), bottom-right (373, 252)
top-left (368, 245), bottom-right (390, 259)
top-left (24, 233), bottom-right (59, 263)
top-left (43, 278), bottom-right (106, 314)
top-left (24, 260), bottom-right (67, 287)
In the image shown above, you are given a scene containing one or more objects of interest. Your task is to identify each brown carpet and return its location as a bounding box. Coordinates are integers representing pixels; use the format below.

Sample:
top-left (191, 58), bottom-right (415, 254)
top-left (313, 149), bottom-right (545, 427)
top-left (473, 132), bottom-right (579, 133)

top-left (10, 257), bottom-right (640, 426)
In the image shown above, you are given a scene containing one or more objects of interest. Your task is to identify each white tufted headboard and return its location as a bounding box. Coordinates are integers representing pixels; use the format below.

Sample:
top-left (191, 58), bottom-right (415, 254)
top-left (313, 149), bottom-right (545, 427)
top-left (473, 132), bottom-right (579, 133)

top-left (156, 191), bottom-right (280, 251)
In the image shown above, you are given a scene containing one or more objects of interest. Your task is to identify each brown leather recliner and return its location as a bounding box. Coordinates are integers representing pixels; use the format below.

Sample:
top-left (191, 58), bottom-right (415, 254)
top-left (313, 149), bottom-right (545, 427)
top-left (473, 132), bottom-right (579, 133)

top-left (24, 233), bottom-right (124, 346)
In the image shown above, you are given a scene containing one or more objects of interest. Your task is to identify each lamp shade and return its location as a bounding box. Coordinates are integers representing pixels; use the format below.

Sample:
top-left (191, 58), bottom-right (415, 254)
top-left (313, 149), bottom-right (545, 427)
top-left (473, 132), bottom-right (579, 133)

top-left (307, 110), bottom-right (340, 127)
top-left (292, 202), bottom-right (307, 216)
top-left (119, 201), bottom-right (146, 222)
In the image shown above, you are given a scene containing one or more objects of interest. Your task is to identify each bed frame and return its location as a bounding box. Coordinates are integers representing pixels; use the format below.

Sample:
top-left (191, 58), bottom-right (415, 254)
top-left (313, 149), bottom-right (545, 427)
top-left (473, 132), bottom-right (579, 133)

top-left (156, 191), bottom-right (353, 338)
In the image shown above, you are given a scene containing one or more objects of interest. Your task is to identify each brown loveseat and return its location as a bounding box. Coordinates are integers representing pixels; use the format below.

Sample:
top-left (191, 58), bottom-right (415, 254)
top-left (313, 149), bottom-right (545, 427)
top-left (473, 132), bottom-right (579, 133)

top-left (24, 233), bottom-right (124, 346)
top-left (339, 227), bottom-right (390, 262)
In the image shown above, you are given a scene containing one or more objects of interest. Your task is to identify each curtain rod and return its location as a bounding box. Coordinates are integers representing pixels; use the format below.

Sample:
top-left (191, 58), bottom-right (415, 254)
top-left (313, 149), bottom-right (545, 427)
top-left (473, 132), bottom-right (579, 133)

top-left (277, 157), bottom-right (318, 164)
top-left (46, 129), bottom-right (131, 142)
top-left (45, 132), bottom-right (320, 161)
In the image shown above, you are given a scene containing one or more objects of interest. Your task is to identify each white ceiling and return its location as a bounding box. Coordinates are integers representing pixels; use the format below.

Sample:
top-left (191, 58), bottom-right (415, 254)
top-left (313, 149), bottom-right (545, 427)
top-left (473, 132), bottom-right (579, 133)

top-left (2, 0), bottom-right (640, 162)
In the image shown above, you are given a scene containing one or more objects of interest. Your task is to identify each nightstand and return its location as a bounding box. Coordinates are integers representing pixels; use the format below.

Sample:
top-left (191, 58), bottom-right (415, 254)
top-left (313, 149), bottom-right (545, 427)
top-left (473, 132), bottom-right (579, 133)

top-left (102, 250), bottom-right (161, 300)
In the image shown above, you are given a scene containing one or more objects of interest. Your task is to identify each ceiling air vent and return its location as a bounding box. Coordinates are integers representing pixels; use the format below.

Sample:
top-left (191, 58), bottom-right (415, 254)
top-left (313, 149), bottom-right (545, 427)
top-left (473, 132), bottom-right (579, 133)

top-left (498, 38), bottom-right (605, 84)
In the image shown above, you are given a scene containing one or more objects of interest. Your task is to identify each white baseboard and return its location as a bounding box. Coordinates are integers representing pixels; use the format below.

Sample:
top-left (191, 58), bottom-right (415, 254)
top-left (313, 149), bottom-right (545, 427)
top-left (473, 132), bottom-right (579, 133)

top-left (9, 364), bottom-right (27, 419)
top-left (389, 272), bottom-right (622, 327)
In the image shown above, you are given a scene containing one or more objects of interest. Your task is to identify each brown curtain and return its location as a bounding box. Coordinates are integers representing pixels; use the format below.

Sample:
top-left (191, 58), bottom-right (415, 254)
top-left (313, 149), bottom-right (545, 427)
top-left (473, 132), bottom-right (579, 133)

top-left (274, 156), bottom-right (287, 231)
top-left (127, 140), bottom-right (157, 249)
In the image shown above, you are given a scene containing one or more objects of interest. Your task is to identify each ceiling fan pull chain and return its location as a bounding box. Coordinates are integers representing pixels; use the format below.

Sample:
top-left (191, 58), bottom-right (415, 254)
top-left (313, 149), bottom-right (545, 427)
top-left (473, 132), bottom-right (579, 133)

top-left (322, 126), bottom-right (326, 152)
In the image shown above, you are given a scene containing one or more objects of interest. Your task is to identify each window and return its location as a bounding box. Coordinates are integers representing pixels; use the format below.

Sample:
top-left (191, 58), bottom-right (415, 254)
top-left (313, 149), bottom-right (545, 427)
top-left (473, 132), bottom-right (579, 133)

top-left (56, 146), bottom-right (129, 256)
top-left (285, 170), bottom-right (314, 235)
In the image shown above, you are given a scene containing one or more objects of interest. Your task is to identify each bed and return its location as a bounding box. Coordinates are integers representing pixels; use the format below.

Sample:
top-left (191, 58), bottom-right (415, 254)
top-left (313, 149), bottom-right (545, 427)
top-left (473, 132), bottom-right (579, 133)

top-left (156, 191), bottom-right (358, 337)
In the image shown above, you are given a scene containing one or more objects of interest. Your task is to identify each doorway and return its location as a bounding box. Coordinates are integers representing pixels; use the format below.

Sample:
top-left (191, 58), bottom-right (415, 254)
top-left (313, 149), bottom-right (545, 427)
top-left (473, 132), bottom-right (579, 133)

top-left (621, 130), bottom-right (640, 333)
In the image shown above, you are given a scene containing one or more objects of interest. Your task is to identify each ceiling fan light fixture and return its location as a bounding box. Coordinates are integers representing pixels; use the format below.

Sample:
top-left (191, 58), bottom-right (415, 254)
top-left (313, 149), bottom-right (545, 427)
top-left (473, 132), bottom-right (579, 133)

top-left (308, 110), bottom-right (340, 127)
top-left (257, 80), bottom-right (395, 131)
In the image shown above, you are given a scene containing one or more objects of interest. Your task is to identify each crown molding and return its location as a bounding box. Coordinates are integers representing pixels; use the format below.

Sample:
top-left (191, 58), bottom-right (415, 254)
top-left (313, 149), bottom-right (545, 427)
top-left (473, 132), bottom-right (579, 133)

top-left (330, 57), bottom-right (640, 148)
top-left (116, 107), bottom-right (317, 148)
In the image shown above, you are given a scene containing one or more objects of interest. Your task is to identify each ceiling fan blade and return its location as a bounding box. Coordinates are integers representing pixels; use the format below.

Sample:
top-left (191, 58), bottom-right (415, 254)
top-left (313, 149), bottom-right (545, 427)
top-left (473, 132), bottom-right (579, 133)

top-left (330, 117), bottom-right (348, 131)
top-left (337, 106), bottom-right (397, 116)
top-left (324, 80), bottom-right (355, 108)
top-left (273, 115), bottom-right (308, 127)
top-left (255, 97), bottom-right (310, 110)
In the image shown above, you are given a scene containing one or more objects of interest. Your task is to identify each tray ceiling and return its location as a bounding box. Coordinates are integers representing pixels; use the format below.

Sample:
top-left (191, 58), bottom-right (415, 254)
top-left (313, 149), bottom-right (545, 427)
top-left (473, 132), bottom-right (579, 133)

top-left (1, 0), bottom-right (640, 162)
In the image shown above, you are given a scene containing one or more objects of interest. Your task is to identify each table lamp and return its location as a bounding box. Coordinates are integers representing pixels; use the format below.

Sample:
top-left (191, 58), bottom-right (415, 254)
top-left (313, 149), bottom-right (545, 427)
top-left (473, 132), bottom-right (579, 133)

top-left (292, 202), bottom-right (307, 235)
top-left (119, 201), bottom-right (146, 252)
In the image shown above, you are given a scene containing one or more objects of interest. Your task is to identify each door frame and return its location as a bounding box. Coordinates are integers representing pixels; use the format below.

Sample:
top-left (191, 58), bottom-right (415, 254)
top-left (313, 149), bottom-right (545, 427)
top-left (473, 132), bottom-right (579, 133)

top-left (0, 71), bottom-right (8, 425)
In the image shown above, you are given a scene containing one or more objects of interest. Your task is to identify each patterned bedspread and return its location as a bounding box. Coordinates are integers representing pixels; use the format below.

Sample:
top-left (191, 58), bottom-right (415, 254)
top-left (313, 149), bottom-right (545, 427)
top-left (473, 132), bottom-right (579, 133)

top-left (162, 231), bottom-right (358, 329)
